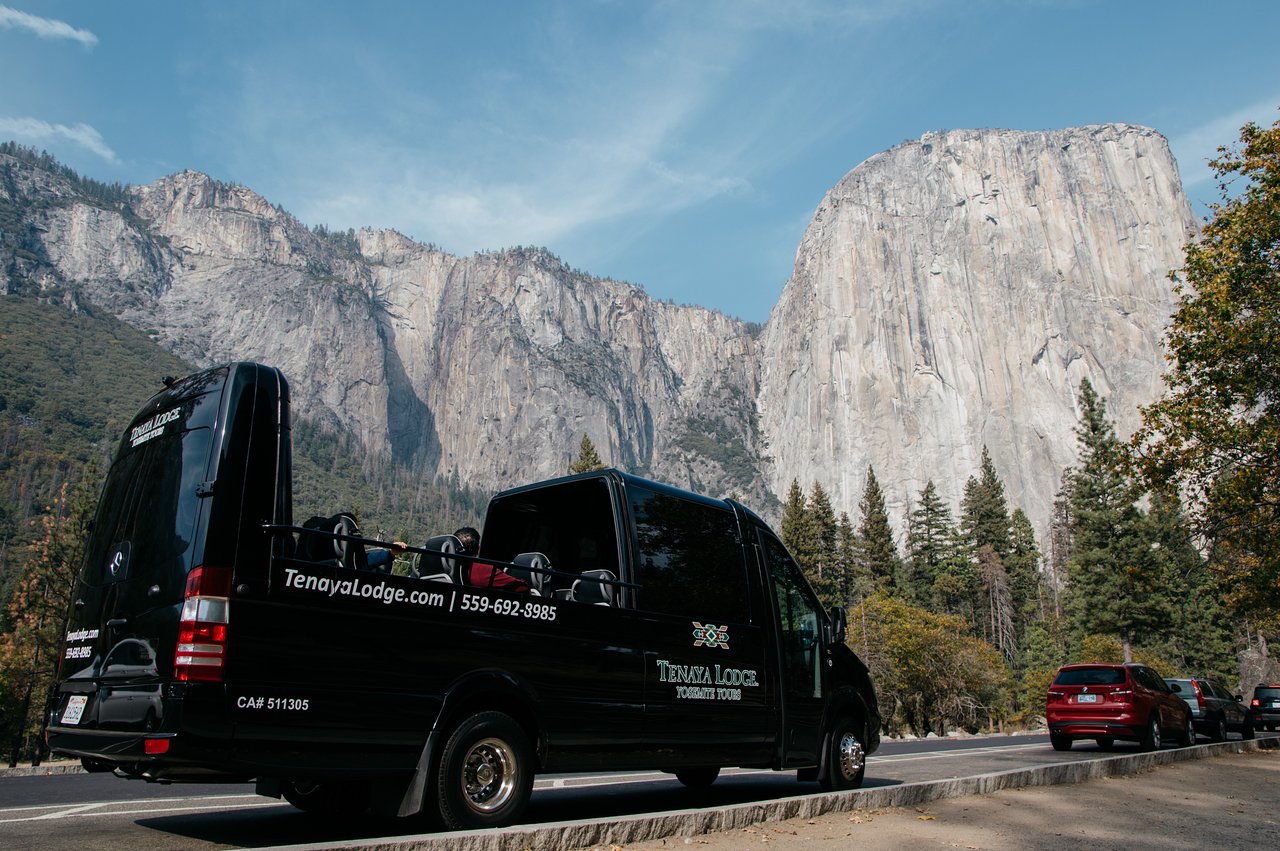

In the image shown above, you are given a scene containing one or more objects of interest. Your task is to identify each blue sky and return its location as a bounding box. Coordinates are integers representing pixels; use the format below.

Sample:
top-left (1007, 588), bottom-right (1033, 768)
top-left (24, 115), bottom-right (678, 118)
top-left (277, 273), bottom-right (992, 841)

top-left (2, 2), bottom-right (1277, 323)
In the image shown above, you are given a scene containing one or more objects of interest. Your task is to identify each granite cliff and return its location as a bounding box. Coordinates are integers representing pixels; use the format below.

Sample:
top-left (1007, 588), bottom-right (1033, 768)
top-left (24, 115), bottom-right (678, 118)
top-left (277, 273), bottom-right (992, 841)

top-left (0, 123), bottom-right (1197, 536)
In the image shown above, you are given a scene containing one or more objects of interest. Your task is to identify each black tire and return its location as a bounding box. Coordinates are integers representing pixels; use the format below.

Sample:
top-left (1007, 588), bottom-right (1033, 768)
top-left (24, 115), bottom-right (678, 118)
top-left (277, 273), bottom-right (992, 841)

top-left (1094, 737), bottom-right (1114, 750)
top-left (674, 766), bottom-right (720, 788)
top-left (819, 716), bottom-right (867, 791)
top-left (1050, 732), bottom-right (1072, 751)
top-left (1176, 714), bottom-right (1195, 748)
top-left (1210, 719), bottom-right (1227, 743)
top-left (1241, 719), bottom-right (1255, 740)
top-left (435, 711), bottom-right (533, 830)
top-left (283, 780), bottom-right (371, 817)
top-left (1139, 715), bottom-right (1161, 752)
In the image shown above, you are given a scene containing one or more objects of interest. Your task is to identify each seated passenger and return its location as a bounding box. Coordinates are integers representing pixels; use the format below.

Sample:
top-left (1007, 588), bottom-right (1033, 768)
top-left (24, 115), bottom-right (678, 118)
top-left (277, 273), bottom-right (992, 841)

top-left (366, 541), bottom-right (407, 573)
top-left (455, 527), bottom-right (530, 592)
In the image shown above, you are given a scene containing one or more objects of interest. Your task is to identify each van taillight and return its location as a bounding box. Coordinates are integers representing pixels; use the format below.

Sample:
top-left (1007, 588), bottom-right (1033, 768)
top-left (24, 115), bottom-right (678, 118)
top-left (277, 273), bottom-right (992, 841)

top-left (174, 565), bottom-right (231, 683)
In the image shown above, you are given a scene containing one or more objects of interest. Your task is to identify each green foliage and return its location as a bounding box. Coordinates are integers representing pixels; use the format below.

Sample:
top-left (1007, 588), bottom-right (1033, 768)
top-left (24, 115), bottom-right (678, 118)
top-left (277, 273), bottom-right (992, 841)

top-left (961, 447), bottom-right (1012, 559)
top-left (854, 466), bottom-right (901, 593)
top-left (0, 472), bottom-right (98, 763)
top-left (902, 480), bottom-right (952, 607)
top-left (568, 433), bottom-right (606, 474)
top-left (0, 296), bottom-right (192, 599)
top-left (1133, 113), bottom-right (1280, 619)
top-left (673, 411), bottom-right (762, 492)
top-left (1063, 379), bottom-right (1173, 657)
top-left (849, 593), bottom-right (1011, 736)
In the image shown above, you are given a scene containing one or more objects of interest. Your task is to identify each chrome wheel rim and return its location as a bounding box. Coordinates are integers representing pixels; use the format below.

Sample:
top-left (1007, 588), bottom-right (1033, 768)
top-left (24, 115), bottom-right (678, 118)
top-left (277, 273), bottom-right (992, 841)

top-left (460, 737), bottom-right (517, 813)
top-left (837, 730), bottom-right (866, 781)
top-left (1151, 719), bottom-right (1161, 749)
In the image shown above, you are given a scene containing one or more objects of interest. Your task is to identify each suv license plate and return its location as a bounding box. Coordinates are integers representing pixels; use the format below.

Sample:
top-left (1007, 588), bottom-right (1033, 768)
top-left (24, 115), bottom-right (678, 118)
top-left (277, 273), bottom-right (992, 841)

top-left (61, 695), bottom-right (88, 725)
top-left (1077, 694), bottom-right (1099, 703)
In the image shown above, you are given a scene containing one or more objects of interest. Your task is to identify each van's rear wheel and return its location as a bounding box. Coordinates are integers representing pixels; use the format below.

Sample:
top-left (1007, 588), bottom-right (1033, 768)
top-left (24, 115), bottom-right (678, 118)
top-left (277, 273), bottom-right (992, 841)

top-left (436, 711), bottom-right (533, 830)
top-left (674, 767), bottom-right (720, 788)
top-left (819, 715), bottom-right (866, 791)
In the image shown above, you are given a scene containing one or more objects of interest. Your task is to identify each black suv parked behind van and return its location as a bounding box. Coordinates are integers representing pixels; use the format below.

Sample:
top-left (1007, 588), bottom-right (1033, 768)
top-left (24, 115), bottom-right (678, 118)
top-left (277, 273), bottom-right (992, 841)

top-left (1164, 677), bottom-right (1253, 742)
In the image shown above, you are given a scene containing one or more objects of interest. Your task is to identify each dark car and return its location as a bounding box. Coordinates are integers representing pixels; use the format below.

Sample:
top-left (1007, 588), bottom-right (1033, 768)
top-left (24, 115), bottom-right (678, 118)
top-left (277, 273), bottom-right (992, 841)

top-left (1164, 677), bottom-right (1253, 742)
top-left (1248, 685), bottom-right (1280, 732)
top-left (1046, 663), bottom-right (1193, 752)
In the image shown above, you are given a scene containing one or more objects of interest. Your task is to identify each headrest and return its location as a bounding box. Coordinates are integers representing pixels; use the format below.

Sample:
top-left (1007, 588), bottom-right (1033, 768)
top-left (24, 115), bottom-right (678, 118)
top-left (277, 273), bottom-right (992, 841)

top-left (417, 534), bottom-right (461, 579)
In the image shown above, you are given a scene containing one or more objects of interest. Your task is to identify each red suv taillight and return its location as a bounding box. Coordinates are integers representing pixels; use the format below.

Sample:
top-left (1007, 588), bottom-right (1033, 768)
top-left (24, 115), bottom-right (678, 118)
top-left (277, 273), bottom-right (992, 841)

top-left (174, 565), bottom-right (231, 683)
top-left (1111, 689), bottom-right (1135, 704)
top-left (1192, 681), bottom-right (1206, 710)
top-left (1252, 698), bottom-right (1262, 708)
top-left (1047, 690), bottom-right (1066, 703)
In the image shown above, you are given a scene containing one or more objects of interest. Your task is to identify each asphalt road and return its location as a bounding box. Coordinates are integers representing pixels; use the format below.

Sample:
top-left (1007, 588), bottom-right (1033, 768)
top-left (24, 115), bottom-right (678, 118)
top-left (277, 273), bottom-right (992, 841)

top-left (0, 733), bottom-right (1230, 850)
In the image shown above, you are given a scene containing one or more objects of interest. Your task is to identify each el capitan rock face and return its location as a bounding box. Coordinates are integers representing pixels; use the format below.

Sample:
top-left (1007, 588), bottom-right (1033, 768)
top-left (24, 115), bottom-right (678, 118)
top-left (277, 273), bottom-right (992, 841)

top-left (758, 124), bottom-right (1196, 529)
top-left (2, 123), bottom-right (1197, 536)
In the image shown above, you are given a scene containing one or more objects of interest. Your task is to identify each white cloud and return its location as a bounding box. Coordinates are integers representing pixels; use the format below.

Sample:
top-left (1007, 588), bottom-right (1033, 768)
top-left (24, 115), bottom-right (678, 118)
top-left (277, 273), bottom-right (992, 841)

top-left (0, 5), bottom-right (97, 47)
top-left (1169, 98), bottom-right (1280, 189)
top-left (0, 117), bottom-right (118, 163)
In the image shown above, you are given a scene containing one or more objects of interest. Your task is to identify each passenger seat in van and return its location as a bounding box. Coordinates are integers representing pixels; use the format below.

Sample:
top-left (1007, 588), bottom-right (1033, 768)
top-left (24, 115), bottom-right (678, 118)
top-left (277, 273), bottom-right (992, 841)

top-left (415, 535), bottom-right (460, 583)
top-left (508, 553), bottom-right (551, 595)
top-left (572, 569), bottom-right (616, 606)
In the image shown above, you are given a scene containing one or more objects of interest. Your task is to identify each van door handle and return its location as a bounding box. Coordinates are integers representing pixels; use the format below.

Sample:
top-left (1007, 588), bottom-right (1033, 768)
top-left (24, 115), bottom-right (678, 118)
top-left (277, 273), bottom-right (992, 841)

top-left (106, 617), bottom-right (129, 628)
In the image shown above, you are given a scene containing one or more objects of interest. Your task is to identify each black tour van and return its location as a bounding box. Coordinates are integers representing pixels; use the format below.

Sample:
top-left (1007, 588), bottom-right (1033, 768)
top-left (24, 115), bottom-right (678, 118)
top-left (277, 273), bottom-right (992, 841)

top-left (47, 362), bottom-right (879, 829)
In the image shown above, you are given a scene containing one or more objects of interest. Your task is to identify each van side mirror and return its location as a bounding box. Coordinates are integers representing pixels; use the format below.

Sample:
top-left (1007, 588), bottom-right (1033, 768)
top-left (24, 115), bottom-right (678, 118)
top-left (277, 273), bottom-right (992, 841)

top-left (829, 606), bottom-right (847, 644)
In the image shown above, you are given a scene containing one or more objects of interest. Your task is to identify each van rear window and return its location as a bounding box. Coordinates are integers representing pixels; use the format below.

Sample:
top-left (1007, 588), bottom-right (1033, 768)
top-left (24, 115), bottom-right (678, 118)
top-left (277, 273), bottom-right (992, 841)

top-left (1054, 667), bottom-right (1126, 686)
top-left (81, 425), bottom-right (212, 588)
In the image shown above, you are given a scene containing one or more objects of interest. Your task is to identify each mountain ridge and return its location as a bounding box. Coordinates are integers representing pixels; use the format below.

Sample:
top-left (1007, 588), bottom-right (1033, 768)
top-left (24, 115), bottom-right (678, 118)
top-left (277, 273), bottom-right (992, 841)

top-left (0, 124), bottom-right (1197, 538)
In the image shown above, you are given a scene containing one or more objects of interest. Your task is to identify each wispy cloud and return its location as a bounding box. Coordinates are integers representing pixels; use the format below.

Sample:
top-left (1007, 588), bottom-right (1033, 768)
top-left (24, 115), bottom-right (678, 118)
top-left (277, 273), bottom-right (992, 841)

top-left (0, 117), bottom-right (118, 163)
top-left (1169, 98), bottom-right (1280, 189)
top-left (0, 5), bottom-right (97, 47)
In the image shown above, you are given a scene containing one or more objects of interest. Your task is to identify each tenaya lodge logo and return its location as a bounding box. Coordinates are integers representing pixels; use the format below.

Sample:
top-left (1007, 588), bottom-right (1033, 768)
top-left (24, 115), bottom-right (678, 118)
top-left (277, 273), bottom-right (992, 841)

top-left (692, 622), bottom-right (730, 650)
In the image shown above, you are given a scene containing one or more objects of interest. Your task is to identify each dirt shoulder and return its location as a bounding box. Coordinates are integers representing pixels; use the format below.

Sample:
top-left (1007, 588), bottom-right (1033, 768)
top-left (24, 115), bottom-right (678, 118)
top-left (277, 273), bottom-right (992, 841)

top-left (605, 749), bottom-right (1280, 850)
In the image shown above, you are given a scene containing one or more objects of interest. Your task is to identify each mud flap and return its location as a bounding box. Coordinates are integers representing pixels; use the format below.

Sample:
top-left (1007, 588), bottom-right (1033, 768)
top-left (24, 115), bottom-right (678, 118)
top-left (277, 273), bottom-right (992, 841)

top-left (397, 730), bottom-right (440, 818)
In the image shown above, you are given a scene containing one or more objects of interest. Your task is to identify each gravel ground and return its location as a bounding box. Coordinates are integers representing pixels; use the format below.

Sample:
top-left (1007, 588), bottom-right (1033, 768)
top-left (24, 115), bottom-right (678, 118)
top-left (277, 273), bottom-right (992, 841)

top-left (602, 749), bottom-right (1280, 851)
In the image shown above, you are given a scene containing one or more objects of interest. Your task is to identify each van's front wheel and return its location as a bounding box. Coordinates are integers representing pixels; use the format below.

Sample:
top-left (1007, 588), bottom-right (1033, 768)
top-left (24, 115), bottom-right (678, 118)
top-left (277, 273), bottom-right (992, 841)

top-left (435, 711), bottom-right (533, 830)
top-left (819, 716), bottom-right (866, 791)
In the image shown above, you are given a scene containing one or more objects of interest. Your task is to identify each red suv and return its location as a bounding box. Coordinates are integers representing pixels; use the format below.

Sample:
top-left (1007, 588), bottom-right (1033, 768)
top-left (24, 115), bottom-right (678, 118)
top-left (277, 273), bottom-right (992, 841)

top-left (1046, 663), bottom-right (1193, 751)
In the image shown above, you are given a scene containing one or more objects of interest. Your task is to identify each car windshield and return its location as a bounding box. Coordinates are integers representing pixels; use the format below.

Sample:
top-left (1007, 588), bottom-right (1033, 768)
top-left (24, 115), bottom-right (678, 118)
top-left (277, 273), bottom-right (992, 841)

top-left (1166, 678), bottom-right (1193, 692)
top-left (1256, 687), bottom-right (1280, 700)
top-left (1055, 667), bottom-right (1126, 686)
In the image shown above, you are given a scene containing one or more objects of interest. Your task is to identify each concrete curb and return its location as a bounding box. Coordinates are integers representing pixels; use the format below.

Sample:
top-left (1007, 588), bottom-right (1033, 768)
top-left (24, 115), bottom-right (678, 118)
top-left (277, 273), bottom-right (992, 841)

top-left (270, 737), bottom-right (1280, 851)
top-left (0, 762), bottom-right (85, 778)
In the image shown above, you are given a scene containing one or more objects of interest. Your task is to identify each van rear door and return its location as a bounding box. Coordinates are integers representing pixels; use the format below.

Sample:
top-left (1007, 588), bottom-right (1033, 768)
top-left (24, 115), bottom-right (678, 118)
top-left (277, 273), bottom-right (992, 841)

top-left (52, 371), bottom-right (225, 738)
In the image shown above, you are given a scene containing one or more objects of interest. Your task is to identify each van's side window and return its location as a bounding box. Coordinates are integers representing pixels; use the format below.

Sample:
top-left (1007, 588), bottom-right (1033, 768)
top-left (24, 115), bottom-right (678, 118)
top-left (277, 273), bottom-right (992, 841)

top-left (760, 533), bottom-right (822, 700)
top-left (630, 486), bottom-right (747, 622)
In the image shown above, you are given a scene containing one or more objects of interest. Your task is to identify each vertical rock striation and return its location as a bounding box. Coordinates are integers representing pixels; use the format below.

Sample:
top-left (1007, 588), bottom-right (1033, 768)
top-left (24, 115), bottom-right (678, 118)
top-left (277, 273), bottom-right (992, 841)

top-left (757, 124), bottom-right (1197, 532)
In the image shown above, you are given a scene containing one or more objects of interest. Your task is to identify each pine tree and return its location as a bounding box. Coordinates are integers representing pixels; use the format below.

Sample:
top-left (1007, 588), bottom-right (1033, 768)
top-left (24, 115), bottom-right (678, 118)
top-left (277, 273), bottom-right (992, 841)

top-left (961, 447), bottom-right (1012, 559)
top-left (779, 479), bottom-right (814, 574)
top-left (903, 480), bottom-right (953, 607)
top-left (835, 511), bottom-right (868, 606)
top-left (1005, 509), bottom-right (1045, 625)
top-left (568, 433), bottom-right (606, 474)
top-left (1063, 379), bottom-right (1170, 661)
top-left (854, 467), bottom-right (901, 593)
top-left (807, 482), bottom-right (839, 604)
top-left (1148, 491), bottom-right (1235, 680)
